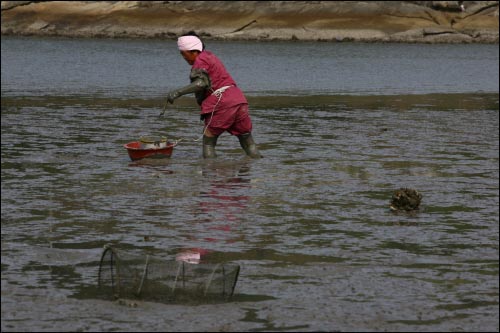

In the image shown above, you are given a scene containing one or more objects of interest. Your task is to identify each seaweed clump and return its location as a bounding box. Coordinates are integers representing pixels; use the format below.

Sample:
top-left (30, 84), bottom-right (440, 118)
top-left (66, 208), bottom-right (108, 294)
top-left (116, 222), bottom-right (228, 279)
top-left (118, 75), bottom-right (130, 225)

top-left (390, 188), bottom-right (422, 212)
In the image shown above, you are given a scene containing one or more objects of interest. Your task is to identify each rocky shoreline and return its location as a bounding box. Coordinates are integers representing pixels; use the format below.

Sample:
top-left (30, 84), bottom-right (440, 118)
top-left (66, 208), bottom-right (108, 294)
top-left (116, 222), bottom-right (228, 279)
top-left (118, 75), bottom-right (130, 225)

top-left (1, 1), bottom-right (499, 43)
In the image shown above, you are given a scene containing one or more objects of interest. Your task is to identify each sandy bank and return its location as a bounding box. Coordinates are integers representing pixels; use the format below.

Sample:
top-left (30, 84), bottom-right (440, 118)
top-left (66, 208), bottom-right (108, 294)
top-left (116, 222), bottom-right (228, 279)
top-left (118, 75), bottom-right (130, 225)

top-left (1, 1), bottom-right (499, 43)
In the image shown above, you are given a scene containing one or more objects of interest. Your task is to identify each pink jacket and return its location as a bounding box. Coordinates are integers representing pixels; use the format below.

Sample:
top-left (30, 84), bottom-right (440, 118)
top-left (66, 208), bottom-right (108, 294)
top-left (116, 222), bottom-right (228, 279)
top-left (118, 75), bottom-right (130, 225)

top-left (192, 51), bottom-right (247, 114)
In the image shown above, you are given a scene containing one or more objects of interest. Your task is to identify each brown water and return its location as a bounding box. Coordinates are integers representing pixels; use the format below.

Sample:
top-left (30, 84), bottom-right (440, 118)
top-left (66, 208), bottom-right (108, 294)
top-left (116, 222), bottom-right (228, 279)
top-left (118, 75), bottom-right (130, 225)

top-left (1, 37), bottom-right (499, 331)
top-left (2, 93), bottom-right (498, 331)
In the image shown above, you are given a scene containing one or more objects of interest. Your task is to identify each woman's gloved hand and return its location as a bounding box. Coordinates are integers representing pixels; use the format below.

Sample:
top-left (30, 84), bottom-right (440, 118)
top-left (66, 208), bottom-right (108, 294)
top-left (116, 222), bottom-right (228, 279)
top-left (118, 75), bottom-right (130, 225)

top-left (166, 90), bottom-right (180, 104)
top-left (166, 77), bottom-right (208, 104)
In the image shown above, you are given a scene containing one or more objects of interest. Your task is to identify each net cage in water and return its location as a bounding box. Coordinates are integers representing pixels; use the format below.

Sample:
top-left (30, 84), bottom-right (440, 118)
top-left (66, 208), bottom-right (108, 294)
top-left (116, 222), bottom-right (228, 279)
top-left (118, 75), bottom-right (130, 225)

top-left (98, 245), bottom-right (240, 302)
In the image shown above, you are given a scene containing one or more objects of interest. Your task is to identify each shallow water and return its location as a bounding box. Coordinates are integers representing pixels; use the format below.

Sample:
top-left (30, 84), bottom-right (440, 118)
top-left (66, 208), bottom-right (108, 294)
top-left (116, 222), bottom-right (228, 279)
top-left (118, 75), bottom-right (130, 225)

top-left (1, 36), bottom-right (499, 97)
top-left (1, 37), bottom-right (499, 332)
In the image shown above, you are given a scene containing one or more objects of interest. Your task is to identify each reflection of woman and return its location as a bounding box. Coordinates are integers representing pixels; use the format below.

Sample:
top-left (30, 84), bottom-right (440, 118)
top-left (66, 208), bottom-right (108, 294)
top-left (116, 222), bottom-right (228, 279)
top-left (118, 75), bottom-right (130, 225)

top-left (176, 163), bottom-right (251, 264)
top-left (166, 31), bottom-right (262, 159)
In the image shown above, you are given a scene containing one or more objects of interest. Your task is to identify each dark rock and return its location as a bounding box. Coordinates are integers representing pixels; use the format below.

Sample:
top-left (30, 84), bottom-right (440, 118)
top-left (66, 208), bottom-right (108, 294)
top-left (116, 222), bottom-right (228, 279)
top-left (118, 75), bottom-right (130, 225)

top-left (390, 188), bottom-right (423, 211)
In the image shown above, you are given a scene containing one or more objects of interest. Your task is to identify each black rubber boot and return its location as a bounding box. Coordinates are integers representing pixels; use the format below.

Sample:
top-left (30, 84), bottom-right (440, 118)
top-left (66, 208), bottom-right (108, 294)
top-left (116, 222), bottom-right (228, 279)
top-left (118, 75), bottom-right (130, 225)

top-left (202, 135), bottom-right (218, 158)
top-left (238, 133), bottom-right (262, 158)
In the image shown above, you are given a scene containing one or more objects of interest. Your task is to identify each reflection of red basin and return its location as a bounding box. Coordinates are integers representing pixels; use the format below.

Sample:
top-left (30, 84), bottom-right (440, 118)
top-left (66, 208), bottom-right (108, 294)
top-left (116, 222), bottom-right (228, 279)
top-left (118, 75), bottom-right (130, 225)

top-left (124, 141), bottom-right (175, 161)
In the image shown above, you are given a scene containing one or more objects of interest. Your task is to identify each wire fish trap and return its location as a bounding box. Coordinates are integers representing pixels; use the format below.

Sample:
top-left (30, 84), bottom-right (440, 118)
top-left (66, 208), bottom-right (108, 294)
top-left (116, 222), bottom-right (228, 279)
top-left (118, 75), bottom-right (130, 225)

top-left (98, 245), bottom-right (240, 303)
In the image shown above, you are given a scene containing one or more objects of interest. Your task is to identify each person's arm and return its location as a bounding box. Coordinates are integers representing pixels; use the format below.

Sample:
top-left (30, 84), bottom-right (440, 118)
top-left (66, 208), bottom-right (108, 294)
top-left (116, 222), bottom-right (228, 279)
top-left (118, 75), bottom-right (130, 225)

top-left (166, 69), bottom-right (211, 104)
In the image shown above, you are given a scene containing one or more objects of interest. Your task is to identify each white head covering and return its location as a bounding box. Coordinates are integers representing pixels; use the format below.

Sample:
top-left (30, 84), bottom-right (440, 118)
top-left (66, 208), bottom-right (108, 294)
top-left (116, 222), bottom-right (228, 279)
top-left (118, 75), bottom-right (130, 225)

top-left (177, 36), bottom-right (203, 52)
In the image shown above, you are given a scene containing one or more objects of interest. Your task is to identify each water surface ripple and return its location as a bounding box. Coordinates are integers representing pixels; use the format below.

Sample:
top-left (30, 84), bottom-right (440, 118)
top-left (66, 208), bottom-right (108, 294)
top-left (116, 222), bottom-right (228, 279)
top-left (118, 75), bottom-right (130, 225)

top-left (1, 37), bottom-right (499, 332)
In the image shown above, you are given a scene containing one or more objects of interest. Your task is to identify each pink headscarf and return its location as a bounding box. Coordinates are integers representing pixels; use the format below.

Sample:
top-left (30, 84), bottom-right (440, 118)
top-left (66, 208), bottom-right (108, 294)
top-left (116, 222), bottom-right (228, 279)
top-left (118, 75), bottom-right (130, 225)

top-left (177, 36), bottom-right (203, 52)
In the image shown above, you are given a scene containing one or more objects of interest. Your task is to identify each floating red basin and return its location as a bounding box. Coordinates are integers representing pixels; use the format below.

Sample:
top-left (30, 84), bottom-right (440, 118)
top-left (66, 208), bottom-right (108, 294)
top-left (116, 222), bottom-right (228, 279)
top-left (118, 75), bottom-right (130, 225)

top-left (124, 141), bottom-right (175, 161)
